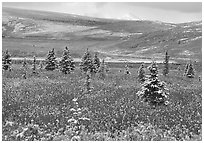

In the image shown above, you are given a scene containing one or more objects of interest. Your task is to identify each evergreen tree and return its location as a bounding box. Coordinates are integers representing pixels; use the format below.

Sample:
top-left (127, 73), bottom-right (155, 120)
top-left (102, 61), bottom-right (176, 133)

top-left (98, 59), bottom-right (106, 79)
top-left (186, 61), bottom-right (195, 78)
top-left (59, 46), bottom-right (75, 74)
top-left (45, 48), bottom-right (57, 71)
top-left (138, 63), bottom-right (146, 83)
top-left (2, 49), bottom-right (12, 71)
top-left (163, 51), bottom-right (170, 76)
top-left (93, 52), bottom-right (100, 73)
top-left (137, 61), bottom-right (169, 107)
top-left (80, 48), bottom-right (95, 73)
top-left (32, 56), bottom-right (37, 73)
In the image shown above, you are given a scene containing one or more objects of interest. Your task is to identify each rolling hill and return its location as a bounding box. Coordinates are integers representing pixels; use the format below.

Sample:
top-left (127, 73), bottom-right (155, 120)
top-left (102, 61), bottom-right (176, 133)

top-left (2, 7), bottom-right (202, 62)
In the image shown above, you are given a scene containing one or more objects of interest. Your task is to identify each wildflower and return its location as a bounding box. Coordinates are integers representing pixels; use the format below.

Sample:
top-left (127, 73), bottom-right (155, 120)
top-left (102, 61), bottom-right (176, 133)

top-left (72, 98), bottom-right (78, 102)
top-left (70, 108), bottom-right (76, 112)
top-left (71, 135), bottom-right (81, 141)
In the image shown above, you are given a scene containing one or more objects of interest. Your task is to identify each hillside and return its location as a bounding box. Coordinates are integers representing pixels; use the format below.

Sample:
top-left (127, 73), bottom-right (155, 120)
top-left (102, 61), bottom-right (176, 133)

top-left (2, 7), bottom-right (202, 62)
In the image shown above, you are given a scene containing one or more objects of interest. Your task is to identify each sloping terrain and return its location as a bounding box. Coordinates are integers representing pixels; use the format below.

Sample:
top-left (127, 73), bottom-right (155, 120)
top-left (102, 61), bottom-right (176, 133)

top-left (2, 7), bottom-right (202, 62)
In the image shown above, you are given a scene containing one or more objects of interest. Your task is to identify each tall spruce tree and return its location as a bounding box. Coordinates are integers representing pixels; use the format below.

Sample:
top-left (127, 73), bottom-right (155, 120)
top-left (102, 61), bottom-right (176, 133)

top-left (2, 49), bottom-right (12, 71)
top-left (137, 61), bottom-right (169, 107)
top-left (163, 51), bottom-right (170, 76)
top-left (59, 46), bottom-right (75, 74)
top-left (93, 52), bottom-right (100, 73)
top-left (185, 61), bottom-right (195, 78)
top-left (45, 48), bottom-right (57, 71)
top-left (80, 48), bottom-right (95, 73)
top-left (138, 63), bottom-right (145, 83)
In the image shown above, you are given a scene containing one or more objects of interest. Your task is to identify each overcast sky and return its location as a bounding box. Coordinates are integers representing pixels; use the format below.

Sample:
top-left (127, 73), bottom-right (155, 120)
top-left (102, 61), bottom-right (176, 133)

top-left (3, 2), bottom-right (202, 23)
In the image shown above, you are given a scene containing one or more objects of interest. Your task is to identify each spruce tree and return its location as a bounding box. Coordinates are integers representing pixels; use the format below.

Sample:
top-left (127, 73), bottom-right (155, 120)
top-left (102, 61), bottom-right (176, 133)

top-left (186, 61), bottom-right (195, 78)
top-left (80, 48), bottom-right (95, 73)
top-left (2, 49), bottom-right (12, 71)
top-left (93, 52), bottom-right (100, 73)
top-left (138, 63), bottom-right (145, 83)
top-left (137, 61), bottom-right (169, 107)
top-left (163, 51), bottom-right (170, 76)
top-left (98, 59), bottom-right (106, 79)
top-left (59, 46), bottom-right (75, 74)
top-left (45, 48), bottom-right (57, 71)
top-left (32, 56), bottom-right (37, 73)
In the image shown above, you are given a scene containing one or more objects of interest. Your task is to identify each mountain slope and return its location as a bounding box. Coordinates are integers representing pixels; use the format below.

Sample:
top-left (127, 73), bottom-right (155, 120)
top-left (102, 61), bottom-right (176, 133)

top-left (2, 7), bottom-right (202, 62)
top-left (2, 7), bottom-right (173, 39)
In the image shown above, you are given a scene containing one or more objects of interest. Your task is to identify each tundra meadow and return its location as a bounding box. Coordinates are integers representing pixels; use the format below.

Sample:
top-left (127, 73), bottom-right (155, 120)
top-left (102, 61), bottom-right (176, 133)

top-left (2, 49), bottom-right (202, 141)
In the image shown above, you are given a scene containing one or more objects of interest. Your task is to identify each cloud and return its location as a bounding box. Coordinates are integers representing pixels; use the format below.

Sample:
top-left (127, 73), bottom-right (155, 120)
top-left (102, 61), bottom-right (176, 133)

top-left (128, 2), bottom-right (202, 13)
top-left (94, 2), bottom-right (107, 8)
top-left (2, 2), bottom-right (202, 23)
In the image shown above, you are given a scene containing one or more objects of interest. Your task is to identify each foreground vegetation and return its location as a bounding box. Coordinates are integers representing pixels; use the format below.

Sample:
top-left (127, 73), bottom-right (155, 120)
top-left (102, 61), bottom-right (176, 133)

top-left (2, 63), bottom-right (202, 141)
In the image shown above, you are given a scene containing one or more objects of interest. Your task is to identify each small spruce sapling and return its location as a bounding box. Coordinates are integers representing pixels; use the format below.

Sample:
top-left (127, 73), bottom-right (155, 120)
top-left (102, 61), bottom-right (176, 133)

top-left (39, 61), bottom-right (43, 70)
top-left (22, 58), bottom-right (27, 79)
top-left (185, 61), bottom-right (195, 78)
top-left (98, 59), bottom-right (106, 79)
top-left (163, 51), bottom-right (170, 76)
top-left (124, 64), bottom-right (131, 75)
top-left (183, 62), bottom-right (189, 76)
top-left (22, 58), bottom-right (27, 69)
top-left (85, 70), bottom-right (92, 92)
top-left (32, 56), bottom-right (37, 74)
